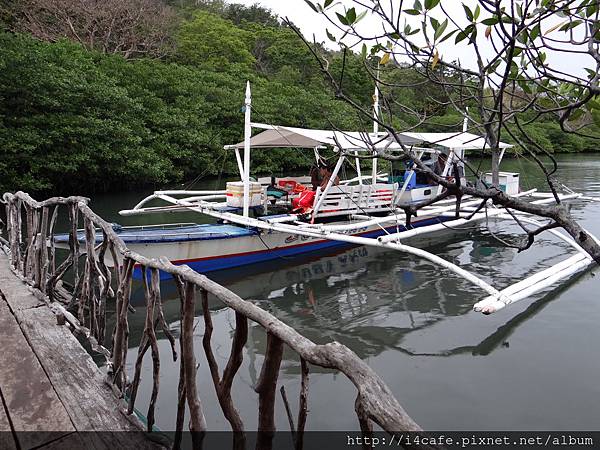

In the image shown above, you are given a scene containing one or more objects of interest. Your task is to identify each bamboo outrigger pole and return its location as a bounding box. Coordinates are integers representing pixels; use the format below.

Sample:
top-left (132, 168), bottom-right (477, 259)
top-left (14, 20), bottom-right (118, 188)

top-left (243, 81), bottom-right (252, 218)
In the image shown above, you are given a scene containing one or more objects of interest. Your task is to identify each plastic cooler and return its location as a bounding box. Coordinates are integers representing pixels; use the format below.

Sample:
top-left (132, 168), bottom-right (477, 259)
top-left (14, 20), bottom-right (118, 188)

top-left (483, 172), bottom-right (520, 195)
top-left (226, 181), bottom-right (263, 208)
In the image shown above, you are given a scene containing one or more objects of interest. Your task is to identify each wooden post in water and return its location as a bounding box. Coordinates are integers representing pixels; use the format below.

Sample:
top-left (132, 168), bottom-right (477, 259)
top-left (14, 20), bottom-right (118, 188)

top-left (182, 282), bottom-right (207, 441)
top-left (255, 332), bottom-right (284, 450)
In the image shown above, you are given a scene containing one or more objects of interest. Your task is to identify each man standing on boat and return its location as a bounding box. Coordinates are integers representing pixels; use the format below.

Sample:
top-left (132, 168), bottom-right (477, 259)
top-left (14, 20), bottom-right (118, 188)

top-left (319, 163), bottom-right (340, 189)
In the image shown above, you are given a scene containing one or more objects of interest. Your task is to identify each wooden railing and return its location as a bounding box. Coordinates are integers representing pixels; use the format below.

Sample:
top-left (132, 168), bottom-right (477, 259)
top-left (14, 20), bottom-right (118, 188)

top-left (1, 191), bottom-right (423, 448)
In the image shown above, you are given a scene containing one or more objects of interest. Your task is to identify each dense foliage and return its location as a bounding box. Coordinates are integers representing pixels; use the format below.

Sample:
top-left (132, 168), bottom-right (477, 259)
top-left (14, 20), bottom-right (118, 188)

top-left (0, 1), bottom-right (598, 194)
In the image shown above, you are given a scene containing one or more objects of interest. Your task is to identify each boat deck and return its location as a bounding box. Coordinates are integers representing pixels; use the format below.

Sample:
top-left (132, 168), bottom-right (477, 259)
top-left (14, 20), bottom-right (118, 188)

top-left (54, 223), bottom-right (258, 244)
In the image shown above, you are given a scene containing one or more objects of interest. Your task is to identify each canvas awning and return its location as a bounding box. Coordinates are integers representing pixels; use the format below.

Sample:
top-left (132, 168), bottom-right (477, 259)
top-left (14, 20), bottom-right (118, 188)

top-left (224, 124), bottom-right (512, 151)
top-left (224, 123), bottom-right (404, 151)
top-left (393, 132), bottom-right (513, 150)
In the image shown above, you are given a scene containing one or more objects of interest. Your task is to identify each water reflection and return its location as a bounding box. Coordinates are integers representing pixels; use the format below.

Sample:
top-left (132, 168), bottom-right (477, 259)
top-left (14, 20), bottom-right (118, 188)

top-left (115, 154), bottom-right (600, 431)
top-left (123, 222), bottom-right (586, 368)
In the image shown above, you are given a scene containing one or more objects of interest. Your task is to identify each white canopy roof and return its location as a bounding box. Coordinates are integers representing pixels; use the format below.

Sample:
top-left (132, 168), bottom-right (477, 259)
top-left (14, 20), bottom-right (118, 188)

top-left (224, 124), bottom-right (512, 151)
top-left (224, 123), bottom-right (402, 151)
top-left (399, 132), bottom-right (513, 150)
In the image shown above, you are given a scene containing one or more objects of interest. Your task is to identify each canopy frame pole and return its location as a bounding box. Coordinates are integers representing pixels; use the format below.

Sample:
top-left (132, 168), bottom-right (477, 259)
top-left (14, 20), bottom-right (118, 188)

top-left (312, 154), bottom-right (345, 221)
top-left (436, 149), bottom-right (455, 196)
top-left (243, 81), bottom-right (252, 218)
top-left (498, 147), bottom-right (507, 165)
top-left (235, 149), bottom-right (244, 178)
top-left (354, 151), bottom-right (363, 185)
top-left (313, 148), bottom-right (320, 163)
top-left (372, 65), bottom-right (380, 185)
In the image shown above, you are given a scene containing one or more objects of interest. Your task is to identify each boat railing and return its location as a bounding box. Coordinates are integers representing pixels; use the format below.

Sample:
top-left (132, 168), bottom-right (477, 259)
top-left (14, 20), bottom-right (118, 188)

top-left (312, 183), bottom-right (397, 219)
top-left (1, 191), bottom-right (423, 444)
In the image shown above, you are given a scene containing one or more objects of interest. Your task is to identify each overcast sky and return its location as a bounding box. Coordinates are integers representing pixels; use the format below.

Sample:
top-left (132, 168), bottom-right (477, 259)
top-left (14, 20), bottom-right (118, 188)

top-left (233, 0), bottom-right (592, 79)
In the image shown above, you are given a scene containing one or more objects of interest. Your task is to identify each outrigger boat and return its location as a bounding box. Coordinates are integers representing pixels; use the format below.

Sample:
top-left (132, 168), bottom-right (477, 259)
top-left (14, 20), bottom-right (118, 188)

top-left (56, 82), bottom-right (600, 314)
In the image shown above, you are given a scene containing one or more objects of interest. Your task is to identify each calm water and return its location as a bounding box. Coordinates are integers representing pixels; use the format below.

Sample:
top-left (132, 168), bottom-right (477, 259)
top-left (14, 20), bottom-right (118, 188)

top-left (88, 154), bottom-right (600, 431)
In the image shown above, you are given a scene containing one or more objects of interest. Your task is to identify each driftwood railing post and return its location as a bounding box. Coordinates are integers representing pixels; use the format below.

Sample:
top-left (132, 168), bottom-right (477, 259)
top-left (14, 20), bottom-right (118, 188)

top-left (173, 275), bottom-right (188, 450)
top-left (296, 358), bottom-right (309, 450)
top-left (1, 191), bottom-right (426, 448)
top-left (112, 257), bottom-right (134, 390)
top-left (201, 288), bottom-right (248, 449)
top-left (255, 332), bottom-right (284, 450)
top-left (181, 282), bottom-right (208, 440)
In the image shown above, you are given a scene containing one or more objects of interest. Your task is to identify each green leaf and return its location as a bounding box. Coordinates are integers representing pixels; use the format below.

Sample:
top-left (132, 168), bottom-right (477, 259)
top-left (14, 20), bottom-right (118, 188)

top-left (455, 29), bottom-right (469, 43)
top-left (403, 9), bottom-right (421, 15)
top-left (434, 18), bottom-right (449, 41)
top-left (355, 10), bottom-right (367, 23)
top-left (474, 4), bottom-right (481, 20)
top-left (559, 20), bottom-right (583, 32)
top-left (463, 4), bottom-right (474, 21)
top-left (516, 3), bottom-right (523, 18)
top-left (585, 68), bottom-right (597, 79)
top-left (414, 0), bottom-right (423, 11)
top-left (430, 17), bottom-right (440, 31)
top-left (326, 29), bottom-right (337, 42)
top-left (469, 24), bottom-right (478, 43)
top-left (486, 58), bottom-right (502, 74)
top-left (336, 12), bottom-right (349, 25)
top-left (324, 0), bottom-right (334, 8)
top-left (518, 78), bottom-right (532, 94)
top-left (481, 17), bottom-right (499, 26)
top-left (424, 0), bottom-right (441, 10)
top-left (530, 23), bottom-right (541, 40)
top-left (516, 31), bottom-right (528, 44)
top-left (304, 0), bottom-right (319, 13)
top-left (361, 43), bottom-right (367, 59)
top-left (439, 29), bottom-right (458, 43)
top-left (346, 7), bottom-right (357, 24)
top-left (456, 24), bottom-right (475, 44)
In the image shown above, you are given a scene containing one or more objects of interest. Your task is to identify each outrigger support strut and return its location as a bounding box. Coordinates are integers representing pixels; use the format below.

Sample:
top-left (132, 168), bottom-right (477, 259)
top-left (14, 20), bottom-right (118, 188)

top-left (120, 190), bottom-right (600, 316)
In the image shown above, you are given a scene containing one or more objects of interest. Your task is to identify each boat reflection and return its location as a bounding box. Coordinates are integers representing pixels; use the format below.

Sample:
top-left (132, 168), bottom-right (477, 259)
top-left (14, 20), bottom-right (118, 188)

top-left (121, 226), bottom-right (580, 373)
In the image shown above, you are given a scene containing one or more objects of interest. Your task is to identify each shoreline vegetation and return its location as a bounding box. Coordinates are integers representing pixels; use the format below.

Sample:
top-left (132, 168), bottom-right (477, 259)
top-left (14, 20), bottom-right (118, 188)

top-left (1, 0), bottom-right (599, 195)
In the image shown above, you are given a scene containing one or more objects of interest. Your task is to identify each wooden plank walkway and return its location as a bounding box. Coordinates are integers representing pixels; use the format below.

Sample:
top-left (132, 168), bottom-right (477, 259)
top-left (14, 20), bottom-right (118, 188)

top-left (0, 251), bottom-right (164, 450)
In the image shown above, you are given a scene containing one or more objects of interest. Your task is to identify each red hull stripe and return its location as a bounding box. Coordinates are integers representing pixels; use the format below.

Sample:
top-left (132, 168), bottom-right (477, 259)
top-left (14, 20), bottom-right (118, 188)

top-left (166, 218), bottom-right (432, 265)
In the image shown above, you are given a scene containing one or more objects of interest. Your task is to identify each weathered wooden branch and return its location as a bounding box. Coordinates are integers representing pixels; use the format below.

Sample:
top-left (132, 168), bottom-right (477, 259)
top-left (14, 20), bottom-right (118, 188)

top-left (181, 282), bottom-right (208, 434)
top-left (127, 267), bottom-right (161, 432)
top-left (173, 275), bottom-right (188, 450)
top-left (201, 289), bottom-right (247, 448)
top-left (255, 332), bottom-right (284, 450)
top-left (111, 257), bottom-right (134, 390)
top-left (280, 385), bottom-right (296, 441)
top-left (2, 191), bottom-right (424, 440)
top-left (296, 358), bottom-right (309, 450)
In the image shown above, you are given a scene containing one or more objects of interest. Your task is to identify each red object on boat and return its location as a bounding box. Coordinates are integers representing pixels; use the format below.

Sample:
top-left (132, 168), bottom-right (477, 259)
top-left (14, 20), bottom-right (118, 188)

top-left (292, 190), bottom-right (316, 212)
top-left (278, 179), bottom-right (299, 191)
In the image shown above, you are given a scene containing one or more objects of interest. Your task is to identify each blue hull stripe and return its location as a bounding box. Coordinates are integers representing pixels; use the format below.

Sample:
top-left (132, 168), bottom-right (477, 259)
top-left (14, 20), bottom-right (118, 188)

top-left (132, 217), bottom-right (450, 279)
